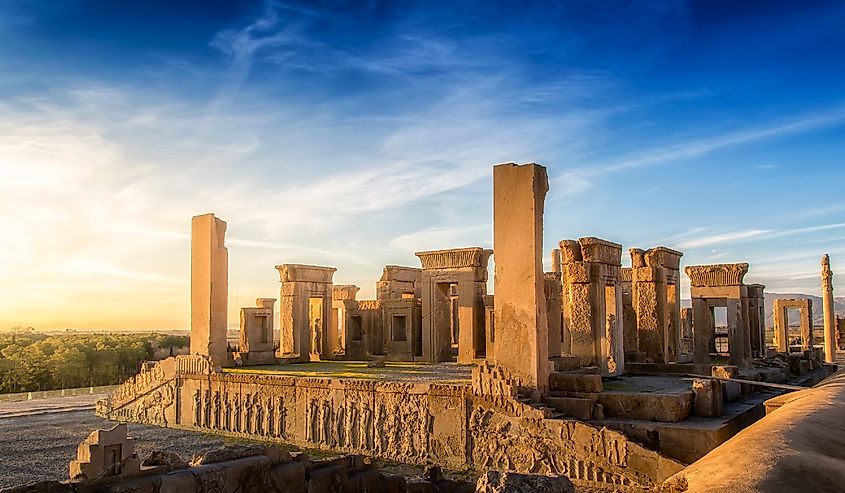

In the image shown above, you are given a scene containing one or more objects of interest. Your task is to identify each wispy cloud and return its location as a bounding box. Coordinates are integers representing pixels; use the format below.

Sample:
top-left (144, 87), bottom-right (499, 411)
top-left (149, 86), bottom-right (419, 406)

top-left (675, 229), bottom-right (772, 249)
top-left (549, 105), bottom-right (845, 197)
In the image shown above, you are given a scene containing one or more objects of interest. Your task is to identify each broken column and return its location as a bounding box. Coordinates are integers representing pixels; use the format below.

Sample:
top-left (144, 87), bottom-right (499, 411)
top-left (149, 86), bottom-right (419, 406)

top-left (822, 254), bottom-right (836, 363)
top-left (275, 264), bottom-right (336, 361)
top-left (492, 163), bottom-right (550, 389)
top-left (190, 213), bottom-right (229, 368)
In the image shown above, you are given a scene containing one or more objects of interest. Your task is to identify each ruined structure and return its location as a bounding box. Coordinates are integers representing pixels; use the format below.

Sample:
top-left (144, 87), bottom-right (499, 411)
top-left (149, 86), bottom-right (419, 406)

top-left (190, 213), bottom-right (228, 368)
top-left (237, 298), bottom-right (277, 365)
top-left (684, 263), bottom-right (763, 368)
top-left (101, 163), bottom-right (839, 493)
top-left (628, 247), bottom-right (683, 364)
top-left (416, 248), bottom-right (492, 363)
top-left (822, 254), bottom-right (836, 363)
top-left (559, 237), bottom-right (625, 376)
top-left (69, 423), bottom-right (140, 480)
top-left (276, 264), bottom-right (336, 361)
top-left (772, 298), bottom-right (814, 353)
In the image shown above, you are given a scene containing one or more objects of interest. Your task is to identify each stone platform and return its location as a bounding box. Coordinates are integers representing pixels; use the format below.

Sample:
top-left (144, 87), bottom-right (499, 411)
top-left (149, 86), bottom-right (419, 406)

top-left (226, 361), bottom-right (473, 383)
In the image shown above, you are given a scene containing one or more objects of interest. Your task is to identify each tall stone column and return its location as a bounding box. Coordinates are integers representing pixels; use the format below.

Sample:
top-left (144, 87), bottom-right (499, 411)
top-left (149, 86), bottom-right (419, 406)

top-left (492, 163), bottom-right (550, 389)
top-left (822, 254), bottom-right (836, 363)
top-left (190, 213), bottom-right (229, 368)
top-left (550, 249), bottom-right (562, 274)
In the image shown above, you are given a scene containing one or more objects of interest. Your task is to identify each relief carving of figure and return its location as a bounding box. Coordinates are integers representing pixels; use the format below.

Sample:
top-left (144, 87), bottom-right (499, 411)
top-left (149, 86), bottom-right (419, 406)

top-left (312, 318), bottom-right (323, 355)
top-left (193, 389), bottom-right (201, 427)
top-left (245, 393), bottom-right (254, 434)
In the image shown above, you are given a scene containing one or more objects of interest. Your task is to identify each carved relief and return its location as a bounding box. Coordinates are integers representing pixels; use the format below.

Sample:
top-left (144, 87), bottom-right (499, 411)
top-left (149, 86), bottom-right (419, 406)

top-left (469, 402), bottom-right (648, 489)
top-left (685, 263), bottom-right (748, 287)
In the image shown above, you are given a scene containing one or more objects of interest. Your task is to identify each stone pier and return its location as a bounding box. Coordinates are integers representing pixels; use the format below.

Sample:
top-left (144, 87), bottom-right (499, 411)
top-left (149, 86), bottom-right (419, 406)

top-left (190, 213), bottom-right (229, 368)
top-left (492, 163), bottom-right (550, 389)
top-left (822, 254), bottom-right (836, 363)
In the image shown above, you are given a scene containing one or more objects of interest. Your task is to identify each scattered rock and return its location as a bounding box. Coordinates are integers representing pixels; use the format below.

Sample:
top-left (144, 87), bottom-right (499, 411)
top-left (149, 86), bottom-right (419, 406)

top-left (190, 445), bottom-right (265, 466)
top-left (142, 450), bottom-right (188, 470)
top-left (475, 471), bottom-right (574, 493)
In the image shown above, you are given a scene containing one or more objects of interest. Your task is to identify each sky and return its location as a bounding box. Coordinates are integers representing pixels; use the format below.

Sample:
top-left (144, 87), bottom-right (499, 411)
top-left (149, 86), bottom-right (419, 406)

top-left (1, 0), bottom-right (844, 330)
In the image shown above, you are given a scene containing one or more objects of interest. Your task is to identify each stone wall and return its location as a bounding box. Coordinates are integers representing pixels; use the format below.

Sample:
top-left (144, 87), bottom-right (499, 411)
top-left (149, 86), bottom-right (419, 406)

top-left (98, 356), bottom-right (683, 490)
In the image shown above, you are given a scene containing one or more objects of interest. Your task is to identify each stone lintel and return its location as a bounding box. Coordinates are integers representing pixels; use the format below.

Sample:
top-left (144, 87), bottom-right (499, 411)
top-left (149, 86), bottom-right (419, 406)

top-left (355, 299), bottom-right (383, 311)
top-left (578, 237), bottom-right (623, 266)
top-left (773, 298), bottom-right (812, 309)
top-left (332, 284), bottom-right (360, 301)
top-left (620, 267), bottom-right (632, 283)
top-left (644, 246), bottom-right (683, 270)
top-left (746, 284), bottom-right (766, 298)
top-left (689, 285), bottom-right (744, 300)
top-left (255, 298), bottom-right (276, 308)
top-left (241, 307), bottom-right (273, 317)
top-left (684, 263), bottom-right (749, 287)
top-left (380, 265), bottom-right (421, 283)
top-left (275, 264), bottom-right (336, 283)
top-left (415, 247), bottom-right (493, 270)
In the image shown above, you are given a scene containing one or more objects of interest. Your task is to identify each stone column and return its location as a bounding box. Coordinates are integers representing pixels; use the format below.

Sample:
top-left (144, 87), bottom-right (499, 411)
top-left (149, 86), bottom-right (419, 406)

top-left (692, 298), bottom-right (712, 364)
top-left (190, 213), bottom-right (228, 368)
top-left (822, 254), bottom-right (836, 363)
top-left (726, 298), bottom-right (750, 368)
top-left (492, 163), bottom-right (550, 389)
top-left (550, 249), bottom-right (562, 274)
top-left (801, 300), bottom-right (814, 352)
top-left (545, 272), bottom-right (562, 358)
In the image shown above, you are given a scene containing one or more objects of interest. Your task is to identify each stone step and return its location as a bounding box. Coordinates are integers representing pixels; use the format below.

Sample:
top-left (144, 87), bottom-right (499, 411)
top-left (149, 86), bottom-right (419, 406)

top-left (545, 396), bottom-right (593, 420)
top-left (548, 373), bottom-right (603, 392)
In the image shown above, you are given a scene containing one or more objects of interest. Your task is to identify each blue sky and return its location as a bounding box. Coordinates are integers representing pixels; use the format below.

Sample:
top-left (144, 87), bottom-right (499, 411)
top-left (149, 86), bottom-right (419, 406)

top-left (1, 0), bottom-right (844, 329)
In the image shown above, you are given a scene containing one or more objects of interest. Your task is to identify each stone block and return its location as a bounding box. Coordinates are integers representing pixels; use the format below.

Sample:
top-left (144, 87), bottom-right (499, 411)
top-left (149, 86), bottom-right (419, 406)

top-left (545, 396), bottom-right (592, 420)
top-left (578, 237), bottom-right (622, 266)
top-left (692, 379), bottom-right (723, 417)
top-left (271, 460), bottom-right (306, 493)
top-left (406, 479), bottom-right (438, 493)
top-left (550, 356), bottom-right (581, 372)
top-left (548, 373), bottom-right (603, 392)
top-left (379, 474), bottom-right (408, 493)
top-left (711, 365), bottom-right (738, 379)
top-left (307, 463), bottom-right (347, 493)
top-left (475, 471), bottom-right (574, 493)
top-left (563, 261), bottom-right (590, 284)
top-left (597, 391), bottom-right (693, 423)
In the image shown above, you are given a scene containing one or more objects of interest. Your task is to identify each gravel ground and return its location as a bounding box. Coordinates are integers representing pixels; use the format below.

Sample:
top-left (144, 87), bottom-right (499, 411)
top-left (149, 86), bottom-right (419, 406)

top-left (0, 408), bottom-right (229, 489)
